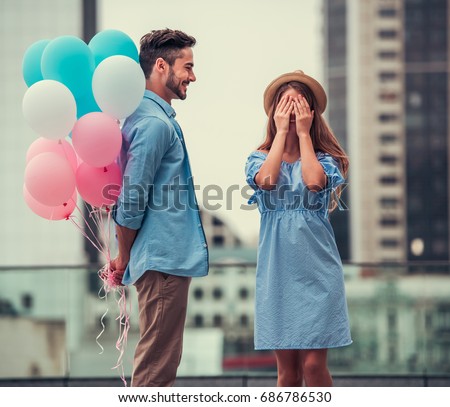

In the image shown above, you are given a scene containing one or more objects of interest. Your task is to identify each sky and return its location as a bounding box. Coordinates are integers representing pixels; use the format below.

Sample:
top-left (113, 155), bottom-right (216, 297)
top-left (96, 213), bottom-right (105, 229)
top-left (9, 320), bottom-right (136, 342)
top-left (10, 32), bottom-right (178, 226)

top-left (99, 0), bottom-right (323, 245)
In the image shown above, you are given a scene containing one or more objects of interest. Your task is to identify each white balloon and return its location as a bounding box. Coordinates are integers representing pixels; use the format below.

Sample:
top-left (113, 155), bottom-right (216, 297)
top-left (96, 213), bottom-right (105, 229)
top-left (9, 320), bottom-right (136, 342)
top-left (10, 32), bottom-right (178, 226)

top-left (92, 55), bottom-right (145, 119)
top-left (22, 80), bottom-right (77, 140)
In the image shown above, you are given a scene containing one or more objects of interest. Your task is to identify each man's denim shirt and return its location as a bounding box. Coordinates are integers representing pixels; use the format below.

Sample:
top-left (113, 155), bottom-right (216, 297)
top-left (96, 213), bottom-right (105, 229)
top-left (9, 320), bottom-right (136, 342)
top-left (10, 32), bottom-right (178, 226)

top-left (113, 90), bottom-right (209, 285)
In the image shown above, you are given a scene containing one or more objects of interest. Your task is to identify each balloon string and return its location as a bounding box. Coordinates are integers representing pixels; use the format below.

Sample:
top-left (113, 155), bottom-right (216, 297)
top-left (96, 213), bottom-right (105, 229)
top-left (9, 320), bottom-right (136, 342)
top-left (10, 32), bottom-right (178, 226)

top-left (91, 207), bottom-right (112, 263)
top-left (111, 287), bottom-right (130, 387)
top-left (69, 216), bottom-right (105, 254)
top-left (70, 203), bottom-right (130, 387)
top-left (80, 202), bottom-right (107, 252)
top-left (72, 203), bottom-right (106, 254)
top-left (97, 264), bottom-right (130, 387)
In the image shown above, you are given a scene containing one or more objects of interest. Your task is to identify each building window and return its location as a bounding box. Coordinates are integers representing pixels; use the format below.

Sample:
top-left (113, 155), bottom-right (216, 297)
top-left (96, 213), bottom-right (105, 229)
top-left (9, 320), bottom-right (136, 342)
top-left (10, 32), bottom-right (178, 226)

top-left (379, 91), bottom-right (398, 101)
top-left (436, 305), bottom-right (450, 332)
top-left (380, 176), bottom-right (399, 185)
top-left (379, 113), bottom-right (399, 122)
top-left (380, 238), bottom-right (400, 248)
top-left (213, 314), bottom-right (223, 327)
top-left (194, 314), bottom-right (204, 327)
top-left (239, 287), bottom-right (249, 300)
top-left (432, 239), bottom-right (447, 256)
top-left (379, 72), bottom-right (398, 82)
top-left (380, 133), bottom-right (398, 144)
top-left (378, 8), bottom-right (398, 18)
top-left (379, 155), bottom-right (398, 165)
top-left (212, 287), bottom-right (223, 300)
top-left (21, 294), bottom-right (33, 310)
top-left (193, 287), bottom-right (204, 300)
top-left (380, 197), bottom-right (400, 208)
top-left (213, 235), bottom-right (225, 246)
top-left (380, 217), bottom-right (400, 227)
top-left (388, 310), bottom-right (397, 331)
top-left (425, 312), bottom-right (432, 330)
top-left (240, 314), bottom-right (249, 327)
top-left (379, 29), bottom-right (398, 39)
top-left (378, 50), bottom-right (398, 59)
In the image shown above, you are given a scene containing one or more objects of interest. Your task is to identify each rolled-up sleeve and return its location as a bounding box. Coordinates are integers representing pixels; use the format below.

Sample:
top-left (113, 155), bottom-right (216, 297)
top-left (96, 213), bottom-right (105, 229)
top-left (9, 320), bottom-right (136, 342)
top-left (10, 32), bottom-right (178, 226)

top-left (114, 117), bottom-right (171, 230)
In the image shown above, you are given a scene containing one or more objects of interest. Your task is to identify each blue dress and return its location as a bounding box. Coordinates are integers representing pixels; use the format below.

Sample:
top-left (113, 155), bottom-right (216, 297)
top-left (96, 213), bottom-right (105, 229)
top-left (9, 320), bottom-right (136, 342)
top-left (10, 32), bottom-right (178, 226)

top-left (245, 151), bottom-right (352, 350)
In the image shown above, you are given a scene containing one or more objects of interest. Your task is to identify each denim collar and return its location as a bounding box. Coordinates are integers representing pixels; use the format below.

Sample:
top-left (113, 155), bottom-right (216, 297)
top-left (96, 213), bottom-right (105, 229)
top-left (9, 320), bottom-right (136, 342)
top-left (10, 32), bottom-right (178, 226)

top-left (143, 89), bottom-right (176, 118)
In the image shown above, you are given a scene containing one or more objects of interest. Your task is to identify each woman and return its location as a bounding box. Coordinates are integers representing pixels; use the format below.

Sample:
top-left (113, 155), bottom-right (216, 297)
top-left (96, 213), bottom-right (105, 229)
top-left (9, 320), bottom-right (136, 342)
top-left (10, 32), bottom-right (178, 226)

top-left (245, 70), bottom-right (352, 387)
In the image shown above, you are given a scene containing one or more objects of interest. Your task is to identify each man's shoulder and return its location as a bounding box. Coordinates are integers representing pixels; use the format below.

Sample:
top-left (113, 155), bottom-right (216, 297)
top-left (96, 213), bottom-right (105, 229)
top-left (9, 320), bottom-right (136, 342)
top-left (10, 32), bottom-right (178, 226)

top-left (123, 109), bottom-right (173, 136)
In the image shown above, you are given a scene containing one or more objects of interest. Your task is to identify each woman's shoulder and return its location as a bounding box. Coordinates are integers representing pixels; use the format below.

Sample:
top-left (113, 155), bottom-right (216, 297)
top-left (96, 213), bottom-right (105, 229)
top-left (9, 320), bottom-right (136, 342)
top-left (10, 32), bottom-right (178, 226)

top-left (247, 149), bottom-right (269, 158)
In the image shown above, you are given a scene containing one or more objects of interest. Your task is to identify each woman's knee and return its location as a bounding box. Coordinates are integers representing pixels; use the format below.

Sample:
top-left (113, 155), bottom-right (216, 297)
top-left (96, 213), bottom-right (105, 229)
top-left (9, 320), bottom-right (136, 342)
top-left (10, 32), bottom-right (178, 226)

top-left (302, 351), bottom-right (328, 377)
top-left (276, 350), bottom-right (303, 386)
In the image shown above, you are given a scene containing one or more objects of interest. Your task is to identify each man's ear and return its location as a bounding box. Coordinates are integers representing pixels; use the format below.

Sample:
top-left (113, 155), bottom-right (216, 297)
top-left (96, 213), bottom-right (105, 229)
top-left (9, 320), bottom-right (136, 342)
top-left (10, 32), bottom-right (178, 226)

top-left (155, 57), bottom-right (166, 73)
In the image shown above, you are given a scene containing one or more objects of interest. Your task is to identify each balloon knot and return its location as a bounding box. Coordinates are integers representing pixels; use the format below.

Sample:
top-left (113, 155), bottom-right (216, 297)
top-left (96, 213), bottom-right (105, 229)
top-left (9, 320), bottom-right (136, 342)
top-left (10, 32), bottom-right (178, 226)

top-left (104, 167), bottom-right (108, 172)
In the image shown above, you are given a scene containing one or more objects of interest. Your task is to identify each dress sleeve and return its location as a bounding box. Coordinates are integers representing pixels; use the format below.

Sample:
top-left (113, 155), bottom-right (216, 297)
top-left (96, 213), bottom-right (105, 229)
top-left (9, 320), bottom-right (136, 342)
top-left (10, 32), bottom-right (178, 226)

top-left (317, 152), bottom-right (345, 190)
top-left (245, 151), bottom-right (266, 191)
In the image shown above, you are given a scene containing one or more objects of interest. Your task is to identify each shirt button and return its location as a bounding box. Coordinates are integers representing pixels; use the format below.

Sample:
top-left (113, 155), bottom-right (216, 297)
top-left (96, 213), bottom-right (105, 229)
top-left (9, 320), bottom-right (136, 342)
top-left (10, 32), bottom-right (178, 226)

top-left (198, 223), bottom-right (201, 227)
top-left (203, 243), bottom-right (208, 248)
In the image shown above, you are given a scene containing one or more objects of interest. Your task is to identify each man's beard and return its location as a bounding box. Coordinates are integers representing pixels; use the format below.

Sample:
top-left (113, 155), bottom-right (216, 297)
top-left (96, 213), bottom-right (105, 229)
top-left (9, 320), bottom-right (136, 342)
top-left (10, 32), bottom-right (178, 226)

top-left (166, 67), bottom-right (187, 100)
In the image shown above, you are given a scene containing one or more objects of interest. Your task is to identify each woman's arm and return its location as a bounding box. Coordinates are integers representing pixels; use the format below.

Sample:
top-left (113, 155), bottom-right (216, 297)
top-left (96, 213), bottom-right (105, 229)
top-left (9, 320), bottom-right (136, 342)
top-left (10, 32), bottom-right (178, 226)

top-left (255, 95), bottom-right (292, 190)
top-left (294, 95), bottom-right (326, 191)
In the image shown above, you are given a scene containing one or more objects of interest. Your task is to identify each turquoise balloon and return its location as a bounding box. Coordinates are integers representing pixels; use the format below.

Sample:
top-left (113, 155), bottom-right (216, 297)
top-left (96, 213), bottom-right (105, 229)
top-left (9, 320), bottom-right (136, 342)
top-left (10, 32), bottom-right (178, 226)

top-left (76, 86), bottom-right (101, 119)
top-left (22, 39), bottom-right (51, 87)
top-left (88, 29), bottom-right (139, 66)
top-left (41, 35), bottom-right (95, 99)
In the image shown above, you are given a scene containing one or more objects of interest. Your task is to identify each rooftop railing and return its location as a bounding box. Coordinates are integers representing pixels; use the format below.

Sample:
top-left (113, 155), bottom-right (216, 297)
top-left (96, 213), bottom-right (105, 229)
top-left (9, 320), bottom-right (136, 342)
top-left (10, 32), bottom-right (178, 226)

top-left (1, 261), bottom-right (450, 386)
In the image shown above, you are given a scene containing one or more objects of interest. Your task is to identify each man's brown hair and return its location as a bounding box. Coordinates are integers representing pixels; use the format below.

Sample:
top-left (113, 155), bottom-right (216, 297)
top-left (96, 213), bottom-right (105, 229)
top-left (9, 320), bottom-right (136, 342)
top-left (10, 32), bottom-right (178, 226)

top-left (139, 29), bottom-right (196, 78)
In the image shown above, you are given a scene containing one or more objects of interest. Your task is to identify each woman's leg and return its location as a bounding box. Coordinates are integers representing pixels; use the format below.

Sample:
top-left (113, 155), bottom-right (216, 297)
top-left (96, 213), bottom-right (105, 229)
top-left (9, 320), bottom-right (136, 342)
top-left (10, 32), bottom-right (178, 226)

top-left (275, 350), bottom-right (303, 387)
top-left (300, 349), bottom-right (333, 387)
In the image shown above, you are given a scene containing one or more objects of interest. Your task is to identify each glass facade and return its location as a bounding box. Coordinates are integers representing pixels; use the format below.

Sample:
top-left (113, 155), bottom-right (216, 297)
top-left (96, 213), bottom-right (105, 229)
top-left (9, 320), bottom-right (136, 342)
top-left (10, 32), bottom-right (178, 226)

top-left (325, 0), bottom-right (350, 260)
top-left (404, 0), bottom-right (449, 261)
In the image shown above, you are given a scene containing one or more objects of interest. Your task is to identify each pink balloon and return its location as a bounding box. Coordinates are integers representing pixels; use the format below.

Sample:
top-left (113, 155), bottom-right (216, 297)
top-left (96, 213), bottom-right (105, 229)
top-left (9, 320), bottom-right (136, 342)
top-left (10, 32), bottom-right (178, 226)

top-left (23, 185), bottom-right (77, 220)
top-left (76, 162), bottom-right (122, 208)
top-left (72, 112), bottom-right (122, 167)
top-left (26, 137), bottom-right (78, 172)
top-left (25, 152), bottom-right (76, 206)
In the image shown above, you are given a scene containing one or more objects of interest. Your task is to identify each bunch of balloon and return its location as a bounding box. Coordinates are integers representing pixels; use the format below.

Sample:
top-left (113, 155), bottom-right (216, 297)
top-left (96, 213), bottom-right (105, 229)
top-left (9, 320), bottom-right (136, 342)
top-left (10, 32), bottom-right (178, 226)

top-left (21, 30), bottom-right (145, 386)
top-left (22, 29), bottom-right (144, 256)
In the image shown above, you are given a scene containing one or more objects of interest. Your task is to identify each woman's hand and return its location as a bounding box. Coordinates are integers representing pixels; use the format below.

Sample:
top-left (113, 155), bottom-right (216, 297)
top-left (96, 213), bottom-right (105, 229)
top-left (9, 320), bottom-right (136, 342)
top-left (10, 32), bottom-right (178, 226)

top-left (274, 95), bottom-right (294, 135)
top-left (294, 95), bottom-right (314, 137)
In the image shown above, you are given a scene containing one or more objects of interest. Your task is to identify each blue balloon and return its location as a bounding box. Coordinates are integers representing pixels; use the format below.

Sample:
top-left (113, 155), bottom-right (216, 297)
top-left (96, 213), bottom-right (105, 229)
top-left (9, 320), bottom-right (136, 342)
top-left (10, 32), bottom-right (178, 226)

top-left (88, 29), bottom-right (139, 66)
top-left (76, 86), bottom-right (101, 119)
top-left (22, 39), bottom-right (51, 87)
top-left (41, 35), bottom-right (95, 99)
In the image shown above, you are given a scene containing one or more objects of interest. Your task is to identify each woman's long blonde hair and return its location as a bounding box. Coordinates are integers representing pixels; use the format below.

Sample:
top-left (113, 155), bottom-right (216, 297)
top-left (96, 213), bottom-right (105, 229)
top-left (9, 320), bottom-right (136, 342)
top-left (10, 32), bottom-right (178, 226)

top-left (258, 81), bottom-right (349, 212)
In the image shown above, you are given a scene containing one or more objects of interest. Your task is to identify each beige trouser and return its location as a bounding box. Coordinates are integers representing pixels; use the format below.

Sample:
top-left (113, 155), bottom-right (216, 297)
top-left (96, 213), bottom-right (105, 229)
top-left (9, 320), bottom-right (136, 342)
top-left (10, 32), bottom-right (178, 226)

top-left (131, 270), bottom-right (191, 387)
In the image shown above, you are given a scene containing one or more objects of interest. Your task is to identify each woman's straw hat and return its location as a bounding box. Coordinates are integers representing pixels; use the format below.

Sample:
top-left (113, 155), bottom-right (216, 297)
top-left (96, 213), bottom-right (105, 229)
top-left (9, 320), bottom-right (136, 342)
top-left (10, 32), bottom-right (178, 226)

top-left (263, 70), bottom-right (327, 115)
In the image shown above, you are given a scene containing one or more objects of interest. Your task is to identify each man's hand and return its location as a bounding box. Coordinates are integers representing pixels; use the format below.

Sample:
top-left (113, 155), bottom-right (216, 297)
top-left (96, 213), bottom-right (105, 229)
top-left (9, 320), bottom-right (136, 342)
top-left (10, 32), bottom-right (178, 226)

top-left (109, 256), bottom-right (129, 286)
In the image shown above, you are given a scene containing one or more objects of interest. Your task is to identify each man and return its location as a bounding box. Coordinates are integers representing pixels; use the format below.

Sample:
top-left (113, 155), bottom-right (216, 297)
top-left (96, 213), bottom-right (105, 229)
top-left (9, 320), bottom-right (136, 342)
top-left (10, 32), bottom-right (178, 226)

top-left (110, 29), bottom-right (209, 387)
